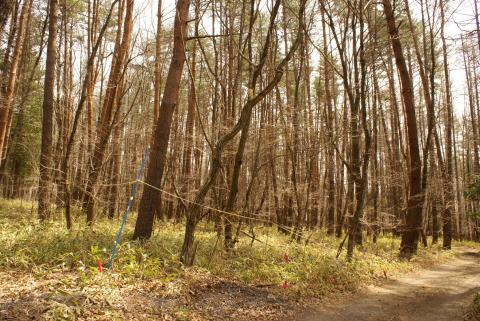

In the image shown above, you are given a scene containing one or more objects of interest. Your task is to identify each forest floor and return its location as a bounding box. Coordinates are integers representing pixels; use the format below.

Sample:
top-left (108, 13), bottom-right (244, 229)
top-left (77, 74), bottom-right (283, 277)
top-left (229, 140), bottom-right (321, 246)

top-left (0, 199), bottom-right (479, 320)
top-left (290, 248), bottom-right (480, 321)
top-left (2, 248), bottom-right (479, 321)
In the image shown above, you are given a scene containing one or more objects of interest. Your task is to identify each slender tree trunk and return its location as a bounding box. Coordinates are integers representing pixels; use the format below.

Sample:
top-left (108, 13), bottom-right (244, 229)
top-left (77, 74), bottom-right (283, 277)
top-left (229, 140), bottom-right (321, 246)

top-left (474, 0), bottom-right (480, 56)
top-left (372, 77), bottom-right (379, 243)
top-left (180, 0), bottom-right (306, 265)
top-left (440, 1), bottom-right (453, 249)
top-left (430, 149), bottom-right (440, 244)
top-left (0, 0), bottom-right (32, 163)
top-left (153, 0), bottom-right (163, 124)
top-left (336, 95), bottom-right (349, 238)
top-left (382, 0), bottom-right (423, 258)
top-left (0, 0), bottom-right (15, 35)
top-left (322, 7), bottom-right (335, 235)
top-left (107, 81), bottom-right (124, 219)
top-left (84, 0), bottom-right (133, 225)
top-left (178, 1), bottom-right (199, 221)
top-left (462, 36), bottom-right (479, 174)
top-left (60, 0), bottom-right (119, 230)
top-left (346, 0), bottom-right (369, 259)
top-left (38, 0), bottom-right (59, 220)
top-left (223, 0), bottom-right (250, 248)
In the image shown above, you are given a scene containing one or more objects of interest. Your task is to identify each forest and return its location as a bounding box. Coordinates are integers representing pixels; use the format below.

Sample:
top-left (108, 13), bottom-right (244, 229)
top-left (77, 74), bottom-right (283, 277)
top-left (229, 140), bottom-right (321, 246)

top-left (1, 0), bottom-right (480, 319)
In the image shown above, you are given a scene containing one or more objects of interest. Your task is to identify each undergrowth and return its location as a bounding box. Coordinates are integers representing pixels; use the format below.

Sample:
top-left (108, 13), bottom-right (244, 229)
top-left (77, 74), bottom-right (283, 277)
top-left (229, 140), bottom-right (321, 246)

top-left (474, 293), bottom-right (480, 312)
top-left (0, 198), bottom-right (457, 299)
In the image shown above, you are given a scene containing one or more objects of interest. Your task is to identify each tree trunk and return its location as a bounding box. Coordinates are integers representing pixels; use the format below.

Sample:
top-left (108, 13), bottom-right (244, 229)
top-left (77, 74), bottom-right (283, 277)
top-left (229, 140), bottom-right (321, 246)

top-left (133, 0), bottom-right (191, 239)
top-left (0, 0), bottom-right (15, 35)
top-left (382, 0), bottom-right (423, 259)
top-left (440, 1), bottom-right (453, 249)
top-left (346, 0), bottom-right (369, 259)
top-left (38, 0), bottom-right (59, 220)
top-left (180, 0), bottom-right (306, 265)
top-left (153, 0), bottom-right (163, 124)
top-left (58, 0), bottom-right (119, 229)
top-left (84, 0), bottom-right (133, 225)
top-left (322, 7), bottom-right (335, 235)
top-left (107, 82), bottom-right (124, 219)
top-left (0, 0), bottom-right (32, 163)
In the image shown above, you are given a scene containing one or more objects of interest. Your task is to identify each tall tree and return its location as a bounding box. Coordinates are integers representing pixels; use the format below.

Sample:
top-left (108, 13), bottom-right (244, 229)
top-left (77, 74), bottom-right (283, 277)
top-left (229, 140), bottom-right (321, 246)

top-left (133, 0), bottom-right (191, 239)
top-left (440, 0), bottom-right (453, 249)
top-left (0, 0), bottom-right (33, 163)
top-left (83, 0), bottom-right (134, 225)
top-left (38, 0), bottom-right (59, 220)
top-left (60, 0), bottom-right (120, 229)
top-left (322, 6), bottom-right (335, 235)
top-left (180, 0), bottom-right (307, 266)
top-left (382, 0), bottom-right (423, 258)
top-left (153, 0), bottom-right (163, 124)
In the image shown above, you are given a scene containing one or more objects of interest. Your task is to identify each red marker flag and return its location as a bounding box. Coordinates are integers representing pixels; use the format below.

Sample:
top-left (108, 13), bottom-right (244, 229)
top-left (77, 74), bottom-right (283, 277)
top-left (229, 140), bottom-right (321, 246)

top-left (284, 252), bottom-right (289, 263)
top-left (97, 260), bottom-right (103, 273)
top-left (282, 280), bottom-right (289, 289)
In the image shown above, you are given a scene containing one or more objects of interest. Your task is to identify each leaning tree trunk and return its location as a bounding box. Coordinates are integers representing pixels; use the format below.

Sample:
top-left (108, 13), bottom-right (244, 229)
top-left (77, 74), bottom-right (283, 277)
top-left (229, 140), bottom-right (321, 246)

top-left (133, 0), bottom-right (191, 240)
top-left (60, 0), bottom-right (119, 230)
top-left (382, 0), bottom-right (423, 259)
top-left (83, 0), bottom-right (132, 225)
top-left (180, 0), bottom-right (307, 266)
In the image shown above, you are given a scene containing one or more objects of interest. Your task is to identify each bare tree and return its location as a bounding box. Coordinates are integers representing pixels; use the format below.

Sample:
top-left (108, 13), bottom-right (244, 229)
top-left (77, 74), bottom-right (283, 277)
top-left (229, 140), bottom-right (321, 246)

top-left (38, 0), bottom-right (59, 220)
top-left (382, 0), bottom-right (423, 258)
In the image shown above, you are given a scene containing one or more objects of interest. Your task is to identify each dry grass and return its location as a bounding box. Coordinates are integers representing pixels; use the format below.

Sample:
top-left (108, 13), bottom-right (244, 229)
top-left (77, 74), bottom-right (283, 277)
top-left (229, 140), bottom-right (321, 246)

top-left (0, 199), bottom-right (460, 320)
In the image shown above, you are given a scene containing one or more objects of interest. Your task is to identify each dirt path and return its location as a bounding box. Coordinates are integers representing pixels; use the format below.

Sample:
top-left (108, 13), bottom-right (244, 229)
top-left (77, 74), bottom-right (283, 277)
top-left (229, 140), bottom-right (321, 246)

top-left (294, 248), bottom-right (480, 321)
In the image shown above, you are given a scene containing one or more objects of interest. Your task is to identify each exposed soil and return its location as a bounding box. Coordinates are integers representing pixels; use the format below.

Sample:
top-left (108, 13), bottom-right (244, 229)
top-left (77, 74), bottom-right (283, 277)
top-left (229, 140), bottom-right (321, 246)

top-left (1, 248), bottom-right (479, 320)
top-left (291, 248), bottom-right (480, 321)
top-left (0, 268), bottom-right (293, 320)
top-left (187, 278), bottom-right (293, 320)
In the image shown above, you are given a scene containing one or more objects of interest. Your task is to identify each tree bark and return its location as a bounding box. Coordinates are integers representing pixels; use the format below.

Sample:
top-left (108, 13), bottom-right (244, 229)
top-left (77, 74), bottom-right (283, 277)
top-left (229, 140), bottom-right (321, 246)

top-left (180, 0), bottom-right (306, 265)
top-left (83, 0), bottom-right (133, 225)
top-left (38, 0), bottom-right (59, 220)
top-left (440, 0), bottom-right (453, 249)
top-left (383, 0), bottom-right (423, 258)
top-left (153, 0), bottom-right (163, 124)
top-left (133, 0), bottom-right (191, 239)
top-left (0, 0), bottom-right (15, 35)
top-left (60, 0), bottom-right (119, 230)
top-left (0, 0), bottom-right (32, 163)
top-left (321, 6), bottom-right (335, 235)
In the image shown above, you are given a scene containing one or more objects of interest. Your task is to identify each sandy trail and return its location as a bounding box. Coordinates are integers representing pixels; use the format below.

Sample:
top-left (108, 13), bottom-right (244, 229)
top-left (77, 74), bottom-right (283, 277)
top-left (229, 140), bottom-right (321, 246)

top-left (294, 248), bottom-right (480, 321)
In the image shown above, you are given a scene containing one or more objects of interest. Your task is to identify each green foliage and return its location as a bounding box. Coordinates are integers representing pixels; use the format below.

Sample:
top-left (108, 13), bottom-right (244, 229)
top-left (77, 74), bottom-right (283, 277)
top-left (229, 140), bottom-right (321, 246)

top-left (0, 199), bottom-right (454, 300)
top-left (466, 175), bottom-right (480, 201)
top-left (474, 293), bottom-right (480, 312)
top-left (8, 96), bottom-right (42, 178)
top-left (465, 176), bottom-right (480, 218)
